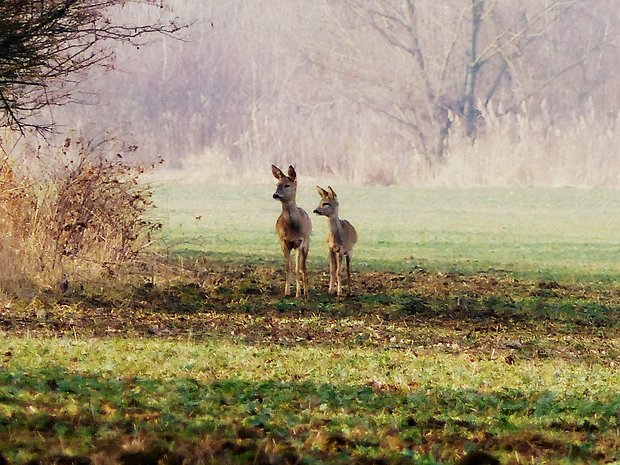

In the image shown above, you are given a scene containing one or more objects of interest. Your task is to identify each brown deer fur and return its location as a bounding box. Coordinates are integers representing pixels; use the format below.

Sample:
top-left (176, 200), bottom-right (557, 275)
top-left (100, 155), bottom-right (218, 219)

top-left (271, 165), bottom-right (312, 298)
top-left (313, 186), bottom-right (358, 296)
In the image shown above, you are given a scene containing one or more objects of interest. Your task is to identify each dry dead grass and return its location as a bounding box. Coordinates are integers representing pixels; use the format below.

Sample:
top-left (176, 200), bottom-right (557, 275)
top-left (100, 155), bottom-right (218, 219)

top-left (161, 106), bottom-right (620, 188)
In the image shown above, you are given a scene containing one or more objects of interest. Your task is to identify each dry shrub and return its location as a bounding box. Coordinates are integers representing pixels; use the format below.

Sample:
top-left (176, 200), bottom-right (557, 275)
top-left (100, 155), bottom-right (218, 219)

top-left (0, 156), bottom-right (37, 290)
top-left (0, 135), bottom-right (160, 293)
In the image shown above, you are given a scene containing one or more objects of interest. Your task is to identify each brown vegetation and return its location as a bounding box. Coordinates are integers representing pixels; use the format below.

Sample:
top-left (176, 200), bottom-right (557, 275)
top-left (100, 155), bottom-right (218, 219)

top-left (0, 136), bottom-right (159, 292)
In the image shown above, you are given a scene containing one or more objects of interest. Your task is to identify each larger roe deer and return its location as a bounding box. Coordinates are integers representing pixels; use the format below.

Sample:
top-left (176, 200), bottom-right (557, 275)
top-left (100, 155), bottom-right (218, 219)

top-left (313, 186), bottom-right (357, 296)
top-left (272, 165), bottom-right (312, 298)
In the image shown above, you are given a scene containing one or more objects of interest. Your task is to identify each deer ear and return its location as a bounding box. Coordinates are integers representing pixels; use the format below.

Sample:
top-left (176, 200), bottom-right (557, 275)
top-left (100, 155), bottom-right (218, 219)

top-left (316, 185), bottom-right (329, 197)
top-left (328, 186), bottom-right (337, 199)
top-left (287, 165), bottom-right (297, 182)
top-left (272, 165), bottom-right (284, 180)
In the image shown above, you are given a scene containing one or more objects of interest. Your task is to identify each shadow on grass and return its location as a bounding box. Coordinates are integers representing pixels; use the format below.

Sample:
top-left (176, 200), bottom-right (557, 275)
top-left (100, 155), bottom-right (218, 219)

top-left (61, 263), bottom-right (620, 328)
top-left (1, 366), bottom-right (618, 464)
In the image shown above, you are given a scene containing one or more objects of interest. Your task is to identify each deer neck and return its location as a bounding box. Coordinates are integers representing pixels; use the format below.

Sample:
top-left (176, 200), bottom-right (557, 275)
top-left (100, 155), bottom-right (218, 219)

top-left (327, 212), bottom-right (342, 236)
top-left (281, 199), bottom-right (302, 226)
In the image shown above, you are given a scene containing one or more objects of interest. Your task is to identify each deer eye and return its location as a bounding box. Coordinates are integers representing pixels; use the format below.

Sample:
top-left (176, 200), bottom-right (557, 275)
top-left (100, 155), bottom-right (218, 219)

top-left (322, 202), bottom-right (329, 207)
top-left (284, 184), bottom-right (291, 188)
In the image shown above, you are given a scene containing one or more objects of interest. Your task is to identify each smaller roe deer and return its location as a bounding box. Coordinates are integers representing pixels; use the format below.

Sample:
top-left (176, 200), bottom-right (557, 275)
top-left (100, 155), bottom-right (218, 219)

top-left (313, 186), bottom-right (357, 296)
top-left (272, 165), bottom-right (312, 298)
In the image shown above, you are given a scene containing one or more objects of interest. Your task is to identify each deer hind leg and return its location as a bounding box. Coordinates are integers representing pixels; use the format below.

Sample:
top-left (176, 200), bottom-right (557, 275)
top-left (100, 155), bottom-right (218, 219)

top-left (283, 247), bottom-right (292, 296)
top-left (328, 250), bottom-right (337, 294)
top-left (345, 253), bottom-right (352, 296)
top-left (294, 247), bottom-right (302, 298)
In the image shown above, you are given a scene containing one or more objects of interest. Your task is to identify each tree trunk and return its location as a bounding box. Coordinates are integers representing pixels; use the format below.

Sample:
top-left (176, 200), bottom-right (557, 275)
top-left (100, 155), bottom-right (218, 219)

top-left (463, 0), bottom-right (484, 138)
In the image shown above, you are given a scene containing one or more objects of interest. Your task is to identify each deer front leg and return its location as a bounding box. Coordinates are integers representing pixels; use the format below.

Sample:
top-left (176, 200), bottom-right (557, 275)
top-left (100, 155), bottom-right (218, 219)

top-left (328, 250), bottom-right (337, 294)
top-left (335, 252), bottom-right (343, 296)
top-left (295, 248), bottom-right (302, 298)
top-left (299, 243), bottom-right (309, 298)
top-left (283, 247), bottom-right (292, 296)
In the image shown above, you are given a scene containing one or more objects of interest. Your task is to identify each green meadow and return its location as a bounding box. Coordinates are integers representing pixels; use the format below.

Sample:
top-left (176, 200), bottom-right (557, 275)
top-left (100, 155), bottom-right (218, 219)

top-left (153, 184), bottom-right (620, 280)
top-left (1, 338), bottom-right (619, 465)
top-left (1, 183), bottom-right (620, 465)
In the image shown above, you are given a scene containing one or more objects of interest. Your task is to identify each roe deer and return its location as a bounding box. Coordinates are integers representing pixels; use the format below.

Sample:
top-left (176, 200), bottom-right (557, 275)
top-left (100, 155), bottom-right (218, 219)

top-left (313, 186), bottom-right (357, 296)
top-left (272, 164), bottom-right (312, 298)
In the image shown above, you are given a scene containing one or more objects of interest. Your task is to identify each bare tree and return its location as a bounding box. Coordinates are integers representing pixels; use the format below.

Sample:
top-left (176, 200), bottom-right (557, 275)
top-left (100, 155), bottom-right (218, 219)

top-left (313, 0), bottom-right (612, 163)
top-left (0, 0), bottom-right (185, 134)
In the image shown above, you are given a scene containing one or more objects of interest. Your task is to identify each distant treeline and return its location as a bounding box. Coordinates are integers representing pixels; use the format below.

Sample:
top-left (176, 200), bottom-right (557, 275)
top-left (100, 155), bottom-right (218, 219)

top-left (57, 0), bottom-right (620, 186)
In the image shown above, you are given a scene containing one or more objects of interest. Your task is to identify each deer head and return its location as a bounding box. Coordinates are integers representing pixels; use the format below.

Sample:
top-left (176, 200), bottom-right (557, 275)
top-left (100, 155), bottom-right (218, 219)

top-left (272, 165), bottom-right (298, 204)
top-left (313, 186), bottom-right (338, 218)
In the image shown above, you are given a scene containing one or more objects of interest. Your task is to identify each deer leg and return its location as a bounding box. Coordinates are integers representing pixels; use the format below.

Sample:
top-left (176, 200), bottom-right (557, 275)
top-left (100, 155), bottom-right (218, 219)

top-left (328, 250), bottom-right (337, 294)
top-left (295, 248), bottom-right (302, 298)
top-left (283, 247), bottom-right (291, 296)
top-left (335, 252), bottom-right (343, 296)
top-left (346, 254), bottom-right (352, 296)
top-left (300, 243), bottom-right (309, 298)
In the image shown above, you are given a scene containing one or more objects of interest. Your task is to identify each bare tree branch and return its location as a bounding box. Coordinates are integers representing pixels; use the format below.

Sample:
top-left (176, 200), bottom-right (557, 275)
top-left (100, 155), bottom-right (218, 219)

top-left (0, 0), bottom-right (188, 133)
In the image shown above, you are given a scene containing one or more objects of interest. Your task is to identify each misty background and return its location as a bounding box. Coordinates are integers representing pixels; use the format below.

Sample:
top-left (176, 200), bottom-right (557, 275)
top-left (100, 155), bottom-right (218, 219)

top-left (49, 0), bottom-right (620, 186)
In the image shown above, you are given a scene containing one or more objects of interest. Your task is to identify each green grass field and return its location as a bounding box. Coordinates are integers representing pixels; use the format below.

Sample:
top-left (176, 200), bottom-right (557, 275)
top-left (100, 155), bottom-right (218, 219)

top-left (152, 184), bottom-right (620, 280)
top-left (1, 337), bottom-right (619, 465)
top-left (1, 183), bottom-right (620, 465)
